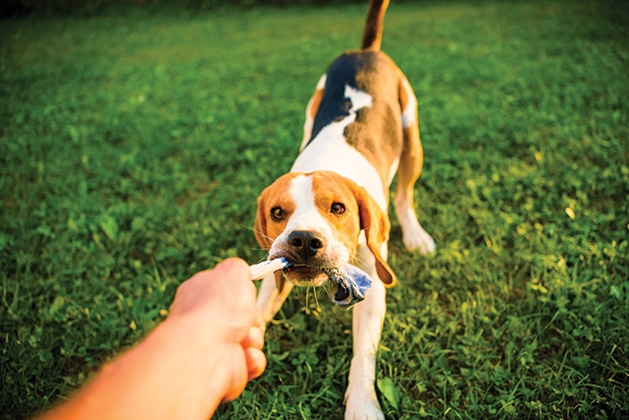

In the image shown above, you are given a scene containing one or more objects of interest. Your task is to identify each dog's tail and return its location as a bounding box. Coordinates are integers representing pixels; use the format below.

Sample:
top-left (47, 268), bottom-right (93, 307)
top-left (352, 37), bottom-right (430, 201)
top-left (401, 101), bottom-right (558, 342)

top-left (361, 0), bottom-right (390, 51)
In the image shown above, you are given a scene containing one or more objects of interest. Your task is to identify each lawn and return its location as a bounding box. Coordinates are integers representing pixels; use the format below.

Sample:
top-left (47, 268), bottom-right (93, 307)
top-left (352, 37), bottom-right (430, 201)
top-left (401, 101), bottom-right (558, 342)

top-left (1, 0), bottom-right (628, 418)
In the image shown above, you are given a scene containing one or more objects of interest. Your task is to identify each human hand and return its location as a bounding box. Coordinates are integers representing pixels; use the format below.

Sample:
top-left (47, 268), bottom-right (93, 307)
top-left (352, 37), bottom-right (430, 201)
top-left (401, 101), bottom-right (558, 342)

top-left (36, 258), bottom-right (266, 420)
top-left (168, 258), bottom-right (266, 402)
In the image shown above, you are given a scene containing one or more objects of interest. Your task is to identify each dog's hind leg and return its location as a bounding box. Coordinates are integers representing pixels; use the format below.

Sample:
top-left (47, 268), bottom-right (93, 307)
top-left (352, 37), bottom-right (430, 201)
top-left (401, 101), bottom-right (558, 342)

top-left (394, 76), bottom-right (435, 255)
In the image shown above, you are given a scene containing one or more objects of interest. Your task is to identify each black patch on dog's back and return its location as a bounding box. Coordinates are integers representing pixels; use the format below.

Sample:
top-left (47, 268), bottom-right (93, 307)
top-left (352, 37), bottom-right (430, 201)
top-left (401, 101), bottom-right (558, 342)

top-left (306, 52), bottom-right (379, 147)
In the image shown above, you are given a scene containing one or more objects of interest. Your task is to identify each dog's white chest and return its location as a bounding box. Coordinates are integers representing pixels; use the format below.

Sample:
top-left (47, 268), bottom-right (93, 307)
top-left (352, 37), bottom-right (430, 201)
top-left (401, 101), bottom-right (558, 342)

top-left (291, 120), bottom-right (387, 210)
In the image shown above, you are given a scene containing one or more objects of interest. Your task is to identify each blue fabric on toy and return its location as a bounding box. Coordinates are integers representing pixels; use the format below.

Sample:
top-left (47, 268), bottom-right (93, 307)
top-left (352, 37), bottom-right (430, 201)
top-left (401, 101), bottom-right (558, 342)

top-left (325, 264), bottom-right (373, 309)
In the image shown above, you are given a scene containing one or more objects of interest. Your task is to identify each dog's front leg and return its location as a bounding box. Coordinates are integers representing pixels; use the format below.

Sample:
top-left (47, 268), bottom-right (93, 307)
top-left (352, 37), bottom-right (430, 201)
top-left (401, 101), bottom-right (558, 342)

top-left (344, 275), bottom-right (386, 420)
top-left (257, 274), bottom-right (294, 329)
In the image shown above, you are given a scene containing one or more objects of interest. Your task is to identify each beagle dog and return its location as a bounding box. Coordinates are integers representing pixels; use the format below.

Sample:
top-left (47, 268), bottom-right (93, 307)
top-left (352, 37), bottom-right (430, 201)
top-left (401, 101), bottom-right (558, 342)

top-left (254, 0), bottom-right (435, 418)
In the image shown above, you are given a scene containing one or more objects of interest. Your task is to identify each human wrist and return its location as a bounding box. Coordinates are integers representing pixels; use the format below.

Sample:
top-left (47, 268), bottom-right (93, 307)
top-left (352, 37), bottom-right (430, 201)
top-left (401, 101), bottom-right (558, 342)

top-left (134, 315), bottom-right (236, 417)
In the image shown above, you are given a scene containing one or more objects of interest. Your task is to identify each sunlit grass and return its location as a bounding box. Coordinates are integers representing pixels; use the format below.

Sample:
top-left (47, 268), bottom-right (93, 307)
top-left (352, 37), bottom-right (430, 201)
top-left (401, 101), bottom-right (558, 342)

top-left (1, 1), bottom-right (627, 418)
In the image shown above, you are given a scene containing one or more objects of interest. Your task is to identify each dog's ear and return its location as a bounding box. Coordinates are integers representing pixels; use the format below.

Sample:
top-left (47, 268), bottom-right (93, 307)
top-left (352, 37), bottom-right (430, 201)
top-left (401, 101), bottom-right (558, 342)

top-left (254, 192), bottom-right (271, 250)
top-left (352, 184), bottom-right (398, 287)
top-left (255, 190), bottom-right (288, 293)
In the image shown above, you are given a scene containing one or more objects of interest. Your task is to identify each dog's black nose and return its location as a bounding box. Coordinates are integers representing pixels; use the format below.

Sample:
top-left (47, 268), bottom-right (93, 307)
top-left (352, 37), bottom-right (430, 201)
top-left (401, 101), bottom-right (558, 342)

top-left (288, 231), bottom-right (324, 260)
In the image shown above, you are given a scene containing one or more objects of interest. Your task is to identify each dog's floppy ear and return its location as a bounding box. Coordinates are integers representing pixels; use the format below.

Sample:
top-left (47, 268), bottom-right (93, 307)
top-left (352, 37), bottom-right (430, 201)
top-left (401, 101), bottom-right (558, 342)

top-left (254, 192), bottom-right (271, 250)
top-left (254, 190), bottom-right (287, 293)
top-left (352, 184), bottom-right (397, 287)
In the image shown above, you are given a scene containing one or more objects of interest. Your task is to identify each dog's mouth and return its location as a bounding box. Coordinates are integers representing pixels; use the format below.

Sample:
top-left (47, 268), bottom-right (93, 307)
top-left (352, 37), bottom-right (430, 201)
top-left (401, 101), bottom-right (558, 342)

top-left (270, 247), bottom-right (350, 287)
top-left (271, 258), bottom-right (371, 308)
top-left (281, 263), bottom-right (331, 286)
top-left (284, 264), bottom-right (324, 273)
top-left (282, 265), bottom-right (348, 301)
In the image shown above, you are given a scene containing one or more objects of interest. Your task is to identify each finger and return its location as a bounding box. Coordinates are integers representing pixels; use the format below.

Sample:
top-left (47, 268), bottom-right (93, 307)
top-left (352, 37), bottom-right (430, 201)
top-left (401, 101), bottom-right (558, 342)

top-left (221, 381), bottom-right (246, 403)
top-left (169, 258), bottom-right (253, 319)
top-left (215, 258), bottom-right (251, 288)
top-left (212, 258), bottom-right (258, 322)
top-left (220, 351), bottom-right (249, 403)
top-left (221, 258), bottom-right (257, 300)
top-left (253, 307), bottom-right (263, 328)
top-left (245, 347), bottom-right (267, 380)
top-left (241, 325), bottom-right (264, 350)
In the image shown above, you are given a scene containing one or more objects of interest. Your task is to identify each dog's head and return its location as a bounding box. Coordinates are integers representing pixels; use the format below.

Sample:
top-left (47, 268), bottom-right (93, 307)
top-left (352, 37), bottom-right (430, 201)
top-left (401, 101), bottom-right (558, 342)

top-left (254, 170), bottom-right (396, 291)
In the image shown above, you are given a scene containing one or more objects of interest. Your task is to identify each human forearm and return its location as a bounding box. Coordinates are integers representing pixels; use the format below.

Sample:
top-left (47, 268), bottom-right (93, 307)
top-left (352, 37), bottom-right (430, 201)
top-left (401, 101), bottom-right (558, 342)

top-left (39, 317), bottom-right (233, 420)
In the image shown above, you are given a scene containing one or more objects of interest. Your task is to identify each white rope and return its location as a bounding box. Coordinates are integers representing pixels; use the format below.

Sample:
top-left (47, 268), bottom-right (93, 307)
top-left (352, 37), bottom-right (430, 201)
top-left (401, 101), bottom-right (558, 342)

top-left (249, 257), bottom-right (290, 281)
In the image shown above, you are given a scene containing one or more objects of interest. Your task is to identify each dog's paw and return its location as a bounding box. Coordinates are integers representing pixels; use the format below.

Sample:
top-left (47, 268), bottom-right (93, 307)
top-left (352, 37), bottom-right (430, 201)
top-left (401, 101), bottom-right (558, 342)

top-left (344, 389), bottom-right (385, 420)
top-left (403, 224), bottom-right (435, 256)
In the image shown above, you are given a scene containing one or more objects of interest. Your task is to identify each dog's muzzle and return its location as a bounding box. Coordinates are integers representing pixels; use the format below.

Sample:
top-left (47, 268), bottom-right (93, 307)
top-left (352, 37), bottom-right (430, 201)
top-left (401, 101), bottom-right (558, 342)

top-left (288, 230), bottom-right (324, 261)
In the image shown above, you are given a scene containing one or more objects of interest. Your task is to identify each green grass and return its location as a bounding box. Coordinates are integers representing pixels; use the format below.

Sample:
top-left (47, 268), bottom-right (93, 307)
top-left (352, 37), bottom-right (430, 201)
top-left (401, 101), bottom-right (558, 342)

top-left (1, 1), bottom-right (628, 418)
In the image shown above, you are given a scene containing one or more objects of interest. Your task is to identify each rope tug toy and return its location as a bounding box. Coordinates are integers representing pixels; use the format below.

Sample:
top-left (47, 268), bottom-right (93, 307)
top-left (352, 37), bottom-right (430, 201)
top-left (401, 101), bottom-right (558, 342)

top-left (249, 258), bottom-right (373, 308)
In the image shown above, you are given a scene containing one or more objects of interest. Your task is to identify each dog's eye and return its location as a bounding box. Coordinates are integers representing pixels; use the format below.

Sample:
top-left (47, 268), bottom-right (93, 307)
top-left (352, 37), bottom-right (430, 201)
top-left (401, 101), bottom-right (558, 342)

top-left (331, 202), bottom-right (346, 215)
top-left (270, 207), bottom-right (286, 221)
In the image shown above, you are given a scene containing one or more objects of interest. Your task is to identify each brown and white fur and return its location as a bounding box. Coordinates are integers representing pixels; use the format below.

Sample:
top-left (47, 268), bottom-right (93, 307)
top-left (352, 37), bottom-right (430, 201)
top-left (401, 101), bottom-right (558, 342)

top-left (254, 1), bottom-right (434, 418)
